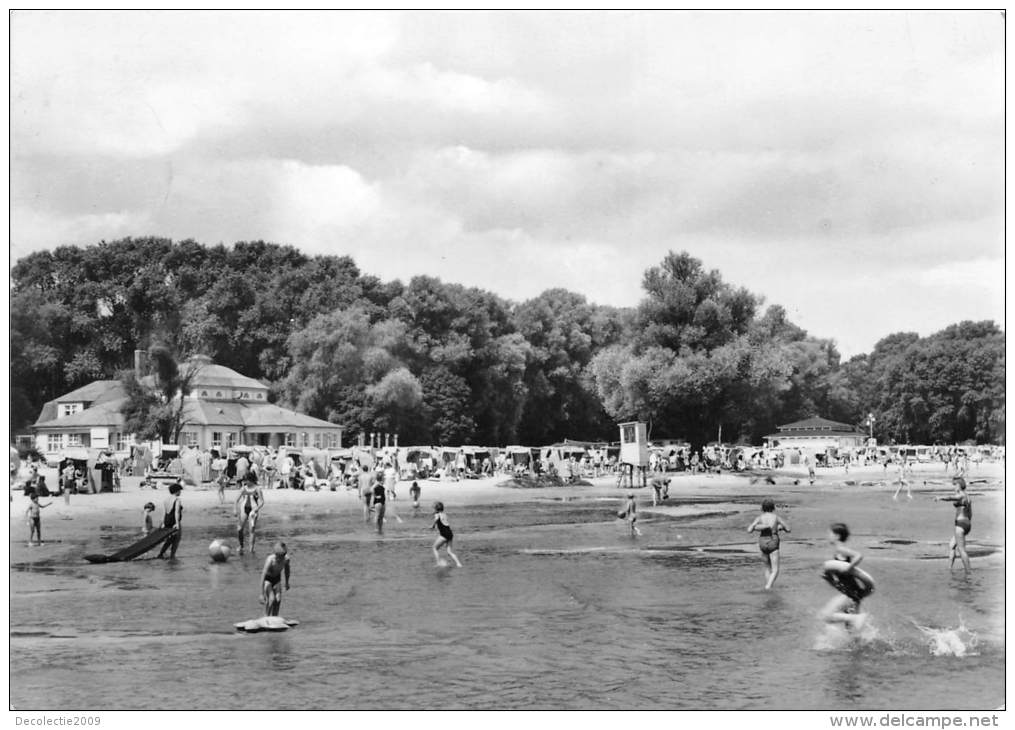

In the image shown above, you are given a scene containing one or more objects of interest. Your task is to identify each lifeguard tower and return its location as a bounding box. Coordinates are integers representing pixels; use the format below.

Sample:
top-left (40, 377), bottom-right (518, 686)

top-left (618, 421), bottom-right (649, 488)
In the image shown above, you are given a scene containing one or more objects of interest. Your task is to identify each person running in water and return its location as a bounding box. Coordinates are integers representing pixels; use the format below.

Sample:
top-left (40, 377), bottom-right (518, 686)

top-left (936, 477), bottom-right (972, 573)
top-left (431, 502), bottom-right (463, 567)
top-left (371, 475), bottom-right (387, 534)
top-left (260, 542), bottom-right (291, 616)
top-left (820, 522), bottom-right (875, 631)
top-left (235, 474), bottom-right (264, 555)
top-left (747, 498), bottom-right (791, 590)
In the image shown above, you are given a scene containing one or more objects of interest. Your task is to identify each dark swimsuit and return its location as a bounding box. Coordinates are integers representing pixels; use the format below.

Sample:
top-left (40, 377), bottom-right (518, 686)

top-left (758, 527), bottom-right (780, 555)
top-left (436, 515), bottom-right (453, 541)
top-left (954, 495), bottom-right (971, 535)
top-left (240, 488), bottom-right (258, 517)
top-left (825, 552), bottom-right (873, 605)
top-left (163, 499), bottom-right (181, 528)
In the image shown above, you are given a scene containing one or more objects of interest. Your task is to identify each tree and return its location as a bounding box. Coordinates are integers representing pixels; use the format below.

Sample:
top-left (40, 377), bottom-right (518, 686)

top-left (119, 346), bottom-right (202, 444)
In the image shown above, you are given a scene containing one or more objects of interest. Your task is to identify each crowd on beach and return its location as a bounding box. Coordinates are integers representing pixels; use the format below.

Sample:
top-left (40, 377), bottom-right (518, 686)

top-left (12, 436), bottom-right (992, 629)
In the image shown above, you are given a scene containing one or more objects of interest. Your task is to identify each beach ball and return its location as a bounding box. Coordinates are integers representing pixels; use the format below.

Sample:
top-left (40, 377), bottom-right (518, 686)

top-left (209, 539), bottom-right (231, 562)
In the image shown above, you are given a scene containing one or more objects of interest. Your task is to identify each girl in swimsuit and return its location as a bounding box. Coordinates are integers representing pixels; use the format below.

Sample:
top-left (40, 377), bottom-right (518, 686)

top-left (235, 476), bottom-right (263, 555)
top-left (747, 498), bottom-right (791, 590)
top-left (936, 478), bottom-right (972, 572)
top-left (820, 522), bottom-right (875, 631)
top-left (431, 502), bottom-right (462, 567)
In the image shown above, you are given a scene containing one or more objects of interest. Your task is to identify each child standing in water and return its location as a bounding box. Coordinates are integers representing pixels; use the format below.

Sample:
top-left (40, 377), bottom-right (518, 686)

top-left (25, 493), bottom-right (53, 546)
top-left (747, 498), bottom-right (791, 590)
top-left (619, 491), bottom-right (640, 536)
top-left (142, 502), bottom-right (156, 536)
top-left (936, 477), bottom-right (972, 573)
top-left (260, 542), bottom-right (291, 616)
top-left (409, 481), bottom-right (421, 513)
top-left (431, 502), bottom-right (463, 567)
top-left (820, 522), bottom-right (875, 631)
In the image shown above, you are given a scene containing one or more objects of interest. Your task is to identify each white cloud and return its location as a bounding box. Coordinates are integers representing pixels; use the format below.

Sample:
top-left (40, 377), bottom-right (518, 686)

top-left (9, 11), bottom-right (1005, 356)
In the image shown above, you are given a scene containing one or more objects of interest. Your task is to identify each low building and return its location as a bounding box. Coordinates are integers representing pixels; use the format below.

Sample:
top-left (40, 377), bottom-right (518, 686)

top-left (763, 416), bottom-right (865, 451)
top-left (31, 356), bottom-right (342, 462)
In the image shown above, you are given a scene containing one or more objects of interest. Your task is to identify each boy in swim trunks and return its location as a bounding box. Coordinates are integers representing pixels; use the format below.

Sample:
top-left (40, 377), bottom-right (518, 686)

top-left (936, 477), bottom-right (972, 573)
top-left (431, 502), bottom-right (463, 567)
top-left (261, 542), bottom-right (291, 617)
top-left (820, 522), bottom-right (874, 631)
top-left (25, 492), bottom-right (53, 546)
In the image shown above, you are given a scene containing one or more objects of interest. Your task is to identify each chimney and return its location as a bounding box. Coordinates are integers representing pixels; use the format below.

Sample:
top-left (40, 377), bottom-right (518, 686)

top-left (133, 349), bottom-right (148, 375)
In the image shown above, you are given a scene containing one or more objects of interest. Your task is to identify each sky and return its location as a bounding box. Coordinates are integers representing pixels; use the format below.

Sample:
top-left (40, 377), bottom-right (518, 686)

top-left (10, 11), bottom-right (1005, 358)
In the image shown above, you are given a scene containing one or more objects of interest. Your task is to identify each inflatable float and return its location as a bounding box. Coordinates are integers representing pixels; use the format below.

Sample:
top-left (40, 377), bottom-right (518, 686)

top-left (822, 559), bottom-right (875, 601)
top-left (234, 616), bottom-right (300, 633)
top-left (84, 527), bottom-right (176, 563)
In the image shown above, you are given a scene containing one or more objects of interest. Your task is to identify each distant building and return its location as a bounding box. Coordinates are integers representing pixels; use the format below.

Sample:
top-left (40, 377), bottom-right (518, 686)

top-left (31, 355), bottom-right (342, 461)
top-left (763, 416), bottom-right (865, 451)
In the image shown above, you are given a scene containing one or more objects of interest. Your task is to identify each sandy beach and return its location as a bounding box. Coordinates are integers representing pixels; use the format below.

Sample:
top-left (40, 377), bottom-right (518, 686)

top-left (10, 460), bottom-right (1003, 558)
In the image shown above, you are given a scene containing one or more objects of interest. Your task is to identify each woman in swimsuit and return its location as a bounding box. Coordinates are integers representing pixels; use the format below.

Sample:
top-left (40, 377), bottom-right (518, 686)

top-left (936, 477), bottom-right (972, 572)
top-left (157, 482), bottom-right (183, 559)
top-left (431, 502), bottom-right (462, 567)
top-left (747, 498), bottom-right (791, 590)
top-left (820, 522), bottom-right (875, 631)
top-left (235, 475), bottom-right (263, 555)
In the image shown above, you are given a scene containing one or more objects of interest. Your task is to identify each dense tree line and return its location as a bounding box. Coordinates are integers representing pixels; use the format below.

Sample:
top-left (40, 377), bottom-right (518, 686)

top-left (10, 238), bottom-right (1005, 447)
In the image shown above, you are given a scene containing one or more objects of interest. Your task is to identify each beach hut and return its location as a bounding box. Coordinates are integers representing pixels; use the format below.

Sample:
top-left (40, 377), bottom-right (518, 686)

top-left (57, 448), bottom-right (101, 494)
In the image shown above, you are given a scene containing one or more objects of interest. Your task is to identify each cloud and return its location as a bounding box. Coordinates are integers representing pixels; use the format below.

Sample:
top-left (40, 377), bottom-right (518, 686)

top-left (9, 11), bottom-right (1005, 357)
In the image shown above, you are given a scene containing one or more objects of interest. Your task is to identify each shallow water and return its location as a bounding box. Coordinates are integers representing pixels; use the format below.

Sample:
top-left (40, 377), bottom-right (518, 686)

top-left (9, 484), bottom-right (1005, 710)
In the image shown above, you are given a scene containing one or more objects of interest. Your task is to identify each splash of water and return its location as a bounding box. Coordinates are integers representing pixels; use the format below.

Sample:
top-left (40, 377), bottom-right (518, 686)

top-left (913, 618), bottom-right (980, 657)
top-left (813, 614), bottom-right (886, 652)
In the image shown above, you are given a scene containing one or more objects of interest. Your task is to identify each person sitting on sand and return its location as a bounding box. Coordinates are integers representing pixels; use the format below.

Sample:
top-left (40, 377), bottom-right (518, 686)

top-left (820, 522), bottom-right (875, 631)
top-left (747, 498), bottom-right (791, 590)
top-left (261, 542), bottom-right (291, 616)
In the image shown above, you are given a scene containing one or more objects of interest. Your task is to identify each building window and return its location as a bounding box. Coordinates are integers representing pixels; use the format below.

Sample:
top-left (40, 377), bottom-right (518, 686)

top-left (182, 431), bottom-right (199, 448)
top-left (299, 432), bottom-right (310, 448)
top-left (215, 391), bottom-right (223, 398)
top-left (211, 432), bottom-right (223, 449)
top-left (285, 432), bottom-right (296, 447)
top-left (67, 433), bottom-right (83, 447)
top-left (313, 432), bottom-right (322, 449)
top-left (46, 434), bottom-right (62, 452)
top-left (328, 433), bottom-right (339, 449)
top-left (59, 403), bottom-right (83, 418)
top-left (256, 393), bottom-right (264, 400)
top-left (200, 390), bottom-right (208, 397)
top-left (241, 391), bottom-right (250, 399)
top-left (226, 432), bottom-right (238, 448)
top-left (115, 432), bottom-right (130, 451)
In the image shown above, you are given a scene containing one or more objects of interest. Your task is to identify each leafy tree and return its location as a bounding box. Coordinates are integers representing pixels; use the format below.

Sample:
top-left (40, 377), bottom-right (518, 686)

top-left (119, 346), bottom-right (202, 443)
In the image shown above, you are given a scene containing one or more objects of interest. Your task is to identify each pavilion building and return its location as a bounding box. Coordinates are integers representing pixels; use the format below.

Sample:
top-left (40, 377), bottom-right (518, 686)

top-left (763, 416), bottom-right (866, 451)
top-left (30, 355), bottom-right (342, 462)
